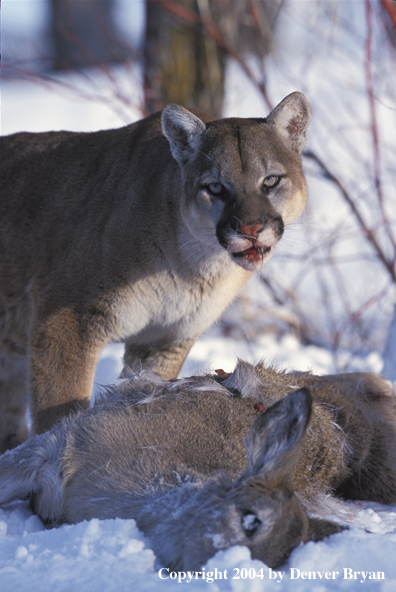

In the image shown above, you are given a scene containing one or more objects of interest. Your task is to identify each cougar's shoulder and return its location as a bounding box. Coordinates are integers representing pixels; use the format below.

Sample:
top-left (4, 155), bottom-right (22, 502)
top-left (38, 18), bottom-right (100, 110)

top-left (0, 93), bottom-right (312, 439)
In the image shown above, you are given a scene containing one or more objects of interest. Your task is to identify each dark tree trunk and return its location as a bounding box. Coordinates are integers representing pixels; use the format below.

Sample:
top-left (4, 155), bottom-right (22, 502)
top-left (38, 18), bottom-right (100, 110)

top-left (143, 0), bottom-right (278, 118)
top-left (144, 0), bottom-right (226, 118)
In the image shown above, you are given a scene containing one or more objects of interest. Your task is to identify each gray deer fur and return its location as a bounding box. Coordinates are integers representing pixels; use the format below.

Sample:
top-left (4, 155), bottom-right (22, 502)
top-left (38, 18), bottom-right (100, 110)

top-left (1, 360), bottom-right (396, 570)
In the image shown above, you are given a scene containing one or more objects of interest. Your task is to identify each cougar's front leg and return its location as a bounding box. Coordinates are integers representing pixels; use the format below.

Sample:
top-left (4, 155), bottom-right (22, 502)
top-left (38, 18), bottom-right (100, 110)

top-left (123, 338), bottom-right (195, 380)
top-left (29, 307), bottom-right (105, 434)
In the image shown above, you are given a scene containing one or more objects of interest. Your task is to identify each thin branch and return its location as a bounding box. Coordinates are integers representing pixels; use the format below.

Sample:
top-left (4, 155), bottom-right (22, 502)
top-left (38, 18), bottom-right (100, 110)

top-left (304, 150), bottom-right (396, 283)
top-left (333, 284), bottom-right (390, 348)
top-left (365, 0), bottom-right (396, 255)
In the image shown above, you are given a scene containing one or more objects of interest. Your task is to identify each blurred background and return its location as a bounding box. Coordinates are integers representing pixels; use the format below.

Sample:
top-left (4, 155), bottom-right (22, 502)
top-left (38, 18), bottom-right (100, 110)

top-left (2, 0), bottom-right (396, 380)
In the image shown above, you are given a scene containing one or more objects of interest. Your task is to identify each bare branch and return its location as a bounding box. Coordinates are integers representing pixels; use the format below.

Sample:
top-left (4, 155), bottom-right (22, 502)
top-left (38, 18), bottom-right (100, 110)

top-left (304, 150), bottom-right (396, 283)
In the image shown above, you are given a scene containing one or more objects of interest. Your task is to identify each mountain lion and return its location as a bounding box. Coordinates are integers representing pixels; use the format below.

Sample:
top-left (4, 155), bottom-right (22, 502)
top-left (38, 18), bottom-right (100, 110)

top-left (0, 92), bottom-right (311, 448)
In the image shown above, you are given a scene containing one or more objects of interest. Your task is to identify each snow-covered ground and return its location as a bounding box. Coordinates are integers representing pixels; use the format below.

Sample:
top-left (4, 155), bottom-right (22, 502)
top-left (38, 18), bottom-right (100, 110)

top-left (1, 337), bottom-right (396, 592)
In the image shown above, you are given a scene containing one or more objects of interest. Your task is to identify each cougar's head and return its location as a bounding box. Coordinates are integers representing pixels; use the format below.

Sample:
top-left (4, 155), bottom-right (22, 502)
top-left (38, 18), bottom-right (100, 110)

top-left (162, 93), bottom-right (311, 272)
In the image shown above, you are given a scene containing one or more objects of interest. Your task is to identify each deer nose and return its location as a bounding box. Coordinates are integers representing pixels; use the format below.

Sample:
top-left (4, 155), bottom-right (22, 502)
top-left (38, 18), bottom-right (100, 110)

top-left (238, 223), bottom-right (264, 238)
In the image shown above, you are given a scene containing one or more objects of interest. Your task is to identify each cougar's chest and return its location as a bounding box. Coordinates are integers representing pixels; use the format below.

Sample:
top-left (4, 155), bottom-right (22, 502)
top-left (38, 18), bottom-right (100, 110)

top-left (112, 258), bottom-right (249, 342)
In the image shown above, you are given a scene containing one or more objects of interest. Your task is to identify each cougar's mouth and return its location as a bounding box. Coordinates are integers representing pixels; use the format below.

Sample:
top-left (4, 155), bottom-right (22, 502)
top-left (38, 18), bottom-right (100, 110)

top-left (224, 223), bottom-right (281, 272)
top-left (231, 245), bottom-right (273, 271)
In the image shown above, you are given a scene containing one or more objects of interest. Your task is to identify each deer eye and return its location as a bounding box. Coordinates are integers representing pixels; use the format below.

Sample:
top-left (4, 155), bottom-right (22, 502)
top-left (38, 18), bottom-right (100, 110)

top-left (242, 513), bottom-right (261, 537)
top-left (263, 175), bottom-right (280, 188)
top-left (207, 182), bottom-right (225, 196)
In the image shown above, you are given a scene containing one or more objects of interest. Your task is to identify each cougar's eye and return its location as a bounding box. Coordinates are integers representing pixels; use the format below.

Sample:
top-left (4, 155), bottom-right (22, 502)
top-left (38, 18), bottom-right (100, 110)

top-left (207, 182), bottom-right (224, 196)
top-left (263, 175), bottom-right (280, 188)
top-left (242, 512), bottom-right (261, 537)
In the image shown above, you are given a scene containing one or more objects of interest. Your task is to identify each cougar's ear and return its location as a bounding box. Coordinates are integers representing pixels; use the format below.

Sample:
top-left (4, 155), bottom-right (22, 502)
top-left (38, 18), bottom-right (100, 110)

top-left (161, 105), bottom-right (206, 167)
top-left (266, 92), bottom-right (311, 154)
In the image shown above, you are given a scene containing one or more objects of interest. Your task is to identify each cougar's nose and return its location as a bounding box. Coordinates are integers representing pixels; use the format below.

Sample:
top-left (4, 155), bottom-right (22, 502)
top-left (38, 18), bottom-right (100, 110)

top-left (238, 223), bottom-right (264, 239)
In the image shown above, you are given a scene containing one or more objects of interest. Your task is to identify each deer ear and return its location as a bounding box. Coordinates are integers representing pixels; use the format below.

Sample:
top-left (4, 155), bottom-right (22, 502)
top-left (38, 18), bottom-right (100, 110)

top-left (243, 388), bottom-right (312, 483)
top-left (266, 92), bottom-right (311, 154)
top-left (308, 517), bottom-right (346, 541)
top-left (161, 104), bottom-right (206, 167)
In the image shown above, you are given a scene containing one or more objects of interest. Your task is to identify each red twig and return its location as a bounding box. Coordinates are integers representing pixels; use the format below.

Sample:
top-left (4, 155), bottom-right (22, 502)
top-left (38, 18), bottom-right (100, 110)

top-left (364, 0), bottom-right (396, 255)
top-left (381, 0), bottom-right (396, 28)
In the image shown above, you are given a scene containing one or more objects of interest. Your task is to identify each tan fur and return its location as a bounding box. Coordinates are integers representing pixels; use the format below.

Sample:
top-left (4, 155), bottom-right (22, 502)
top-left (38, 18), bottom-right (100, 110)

top-left (0, 93), bottom-right (311, 444)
